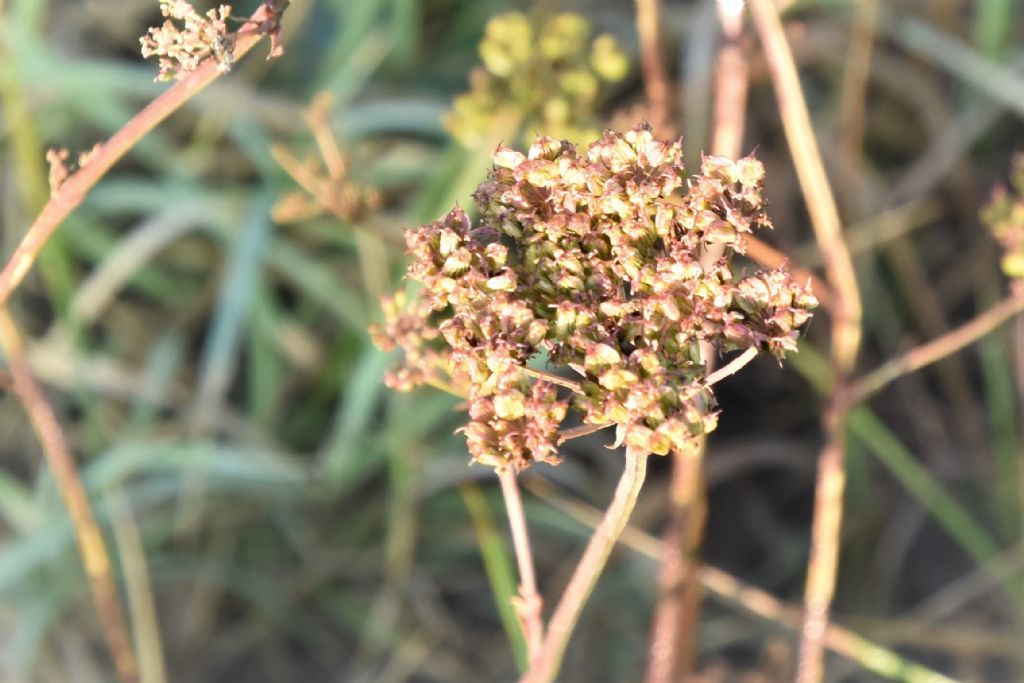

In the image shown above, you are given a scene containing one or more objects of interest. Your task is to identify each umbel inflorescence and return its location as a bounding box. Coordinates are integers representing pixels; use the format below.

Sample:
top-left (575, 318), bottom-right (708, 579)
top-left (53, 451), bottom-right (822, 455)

top-left (140, 0), bottom-right (235, 81)
top-left (445, 11), bottom-right (628, 149)
top-left (373, 124), bottom-right (817, 470)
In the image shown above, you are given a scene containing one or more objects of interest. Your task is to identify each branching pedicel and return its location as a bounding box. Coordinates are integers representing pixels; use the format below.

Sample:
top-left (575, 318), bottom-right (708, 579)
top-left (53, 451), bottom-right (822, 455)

top-left (374, 124), bottom-right (817, 469)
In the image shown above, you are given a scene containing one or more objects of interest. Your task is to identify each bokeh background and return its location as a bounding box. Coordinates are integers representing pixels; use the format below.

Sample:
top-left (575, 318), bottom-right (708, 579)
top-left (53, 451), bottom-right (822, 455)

top-left (1, 0), bottom-right (1024, 681)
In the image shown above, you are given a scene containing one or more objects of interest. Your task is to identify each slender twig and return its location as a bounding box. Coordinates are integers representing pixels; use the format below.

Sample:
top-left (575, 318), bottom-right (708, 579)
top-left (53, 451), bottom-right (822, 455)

top-left (556, 422), bottom-right (612, 445)
top-left (651, 3), bottom-right (751, 677)
top-left (644, 439), bottom-right (706, 683)
top-left (704, 346), bottom-right (759, 388)
top-left (748, 0), bottom-right (861, 369)
top-left (497, 468), bottom-right (544, 661)
top-left (748, 1), bottom-right (863, 681)
top-left (645, 5), bottom-right (751, 678)
top-left (838, 0), bottom-right (879, 172)
top-left (521, 367), bottom-right (585, 395)
top-left (520, 448), bottom-right (649, 683)
top-left (524, 476), bottom-right (961, 683)
top-left (0, 310), bottom-right (138, 683)
top-left (710, 0), bottom-right (749, 160)
top-left (848, 291), bottom-right (1024, 405)
top-left (0, 3), bottom-right (280, 308)
top-left (634, 0), bottom-right (671, 133)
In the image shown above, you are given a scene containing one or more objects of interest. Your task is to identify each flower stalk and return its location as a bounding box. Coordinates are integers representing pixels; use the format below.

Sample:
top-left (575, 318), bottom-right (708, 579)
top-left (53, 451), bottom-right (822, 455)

top-left (519, 448), bottom-right (649, 683)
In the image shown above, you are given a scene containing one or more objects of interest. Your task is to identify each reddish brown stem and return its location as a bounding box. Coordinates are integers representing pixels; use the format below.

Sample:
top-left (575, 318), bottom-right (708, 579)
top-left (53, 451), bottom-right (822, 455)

top-left (0, 311), bottom-right (138, 683)
top-left (644, 440), bottom-right (706, 683)
top-left (520, 449), bottom-right (648, 683)
top-left (848, 290), bottom-right (1024, 405)
top-left (645, 4), bottom-right (752, 681)
top-left (0, 3), bottom-right (280, 308)
top-left (498, 468), bottom-right (544, 662)
top-left (634, 0), bottom-right (672, 134)
top-left (748, 1), bottom-right (862, 681)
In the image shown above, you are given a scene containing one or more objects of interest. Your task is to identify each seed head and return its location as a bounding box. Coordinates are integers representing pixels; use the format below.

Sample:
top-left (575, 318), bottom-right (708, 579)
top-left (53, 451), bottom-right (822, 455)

top-left (140, 1), bottom-right (234, 82)
top-left (373, 124), bottom-right (817, 469)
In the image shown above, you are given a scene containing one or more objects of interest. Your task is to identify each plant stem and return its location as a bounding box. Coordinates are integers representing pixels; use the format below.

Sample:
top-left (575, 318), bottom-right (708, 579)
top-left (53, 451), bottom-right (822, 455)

top-left (748, 1), bottom-right (863, 680)
top-left (634, 0), bottom-right (671, 134)
top-left (704, 346), bottom-right (759, 388)
top-left (645, 5), bottom-right (751, 678)
top-left (519, 448), bottom-right (649, 683)
top-left (710, 0), bottom-right (749, 160)
top-left (0, 310), bottom-right (138, 683)
top-left (526, 475), bottom-right (961, 683)
top-left (0, 3), bottom-right (279, 308)
top-left (644, 440), bottom-right (706, 683)
top-left (848, 290), bottom-right (1024, 405)
top-left (748, 0), bottom-right (861, 369)
top-left (498, 468), bottom-right (544, 661)
top-left (521, 367), bottom-right (585, 395)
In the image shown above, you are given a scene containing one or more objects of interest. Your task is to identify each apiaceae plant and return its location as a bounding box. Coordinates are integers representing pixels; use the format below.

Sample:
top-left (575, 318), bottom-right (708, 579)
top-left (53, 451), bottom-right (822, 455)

top-left (9, 1), bottom-right (1024, 681)
top-left (373, 123), bottom-right (817, 679)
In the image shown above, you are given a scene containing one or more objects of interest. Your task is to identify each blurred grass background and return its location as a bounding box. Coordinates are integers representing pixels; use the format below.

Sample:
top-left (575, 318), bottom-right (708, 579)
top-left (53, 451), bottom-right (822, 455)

top-left (1, 0), bottom-right (1024, 681)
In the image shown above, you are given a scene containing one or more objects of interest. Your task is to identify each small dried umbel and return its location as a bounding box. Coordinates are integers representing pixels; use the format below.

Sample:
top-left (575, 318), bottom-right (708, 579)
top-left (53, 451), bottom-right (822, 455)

top-left (981, 154), bottom-right (1024, 284)
top-left (445, 12), bottom-right (628, 149)
top-left (140, 0), bottom-right (235, 81)
top-left (373, 124), bottom-right (817, 470)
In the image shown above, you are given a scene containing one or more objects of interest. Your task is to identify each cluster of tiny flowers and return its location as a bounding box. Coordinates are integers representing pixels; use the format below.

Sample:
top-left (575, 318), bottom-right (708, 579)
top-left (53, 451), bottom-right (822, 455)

top-left (981, 154), bottom-right (1024, 285)
top-left (445, 12), bottom-right (629, 149)
top-left (140, 0), bottom-right (234, 82)
top-left (373, 124), bottom-right (817, 470)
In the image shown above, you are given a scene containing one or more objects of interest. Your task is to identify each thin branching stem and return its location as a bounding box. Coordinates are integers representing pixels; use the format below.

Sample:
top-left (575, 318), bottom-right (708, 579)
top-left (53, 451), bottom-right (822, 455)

top-left (748, 0), bottom-right (861, 369)
top-left (710, 0), bottom-right (749, 160)
top-left (704, 346), bottom-right (759, 388)
top-left (556, 422), bottom-right (612, 445)
top-left (521, 367), bottom-right (585, 395)
top-left (520, 448), bottom-right (649, 683)
top-left (634, 0), bottom-right (671, 133)
top-left (0, 310), bottom-right (138, 683)
top-left (646, 5), bottom-right (751, 677)
top-left (748, 1), bottom-right (863, 680)
top-left (525, 476), bottom-right (961, 683)
top-left (497, 468), bottom-right (544, 661)
top-left (848, 290), bottom-right (1024, 405)
top-left (0, 3), bottom-right (279, 308)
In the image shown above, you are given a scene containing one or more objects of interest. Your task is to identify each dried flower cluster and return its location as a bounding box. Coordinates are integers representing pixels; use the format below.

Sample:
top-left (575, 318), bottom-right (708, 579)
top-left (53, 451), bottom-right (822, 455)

top-left (373, 124), bottom-right (817, 470)
top-left (140, 0), bottom-right (234, 82)
top-left (981, 154), bottom-right (1024, 285)
top-left (272, 93), bottom-right (381, 225)
top-left (445, 12), bottom-right (629, 149)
